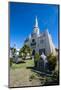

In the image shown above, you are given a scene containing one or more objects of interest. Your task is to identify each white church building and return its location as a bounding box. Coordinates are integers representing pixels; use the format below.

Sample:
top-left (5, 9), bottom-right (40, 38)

top-left (24, 16), bottom-right (56, 56)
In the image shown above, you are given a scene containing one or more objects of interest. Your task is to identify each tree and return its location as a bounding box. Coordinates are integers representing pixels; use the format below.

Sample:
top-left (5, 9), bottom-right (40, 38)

top-left (10, 47), bottom-right (16, 57)
top-left (19, 45), bottom-right (32, 60)
top-left (34, 53), bottom-right (40, 67)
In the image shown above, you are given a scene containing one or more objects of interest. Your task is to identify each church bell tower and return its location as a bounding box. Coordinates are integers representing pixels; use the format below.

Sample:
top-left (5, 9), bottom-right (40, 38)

top-left (33, 16), bottom-right (40, 36)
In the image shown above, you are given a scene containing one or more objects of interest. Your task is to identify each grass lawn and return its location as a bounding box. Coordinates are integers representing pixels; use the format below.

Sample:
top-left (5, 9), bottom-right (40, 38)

top-left (11, 59), bottom-right (34, 69)
top-left (10, 59), bottom-right (45, 87)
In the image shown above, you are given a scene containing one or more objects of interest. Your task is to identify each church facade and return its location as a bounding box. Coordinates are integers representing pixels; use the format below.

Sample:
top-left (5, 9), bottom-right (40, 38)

top-left (24, 17), bottom-right (56, 56)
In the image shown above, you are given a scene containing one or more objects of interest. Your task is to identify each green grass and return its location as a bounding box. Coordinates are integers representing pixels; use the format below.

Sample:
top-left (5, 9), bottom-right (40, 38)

top-left (11, 63), bottom-right (26, 69)
top-left (11, 59), bottom-right (34, 69)
top-left (26, 59), bottom-right (34, 67)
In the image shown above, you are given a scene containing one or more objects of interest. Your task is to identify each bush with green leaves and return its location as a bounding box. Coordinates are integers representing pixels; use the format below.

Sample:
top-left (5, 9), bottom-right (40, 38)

top-left (34, 53), bottom-right (40, 67)
top-left (51, 70), bottom-right (59, 85)
top-left (47, 53), bottom-right (57, 71)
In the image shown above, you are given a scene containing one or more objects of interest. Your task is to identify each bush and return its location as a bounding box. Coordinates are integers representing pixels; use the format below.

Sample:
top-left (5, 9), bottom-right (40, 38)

top-left (44, 70), bottom-right (59, 85)
top-left (52, 70), bottom-right (59, 81)
top-left (34, 53), bottom-right (40, 67)
top-left (47, 54), bottom-right (57, 71)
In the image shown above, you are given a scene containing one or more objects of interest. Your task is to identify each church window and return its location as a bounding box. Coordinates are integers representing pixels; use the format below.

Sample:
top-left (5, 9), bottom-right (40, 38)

top-left (32, 39), bottom-right (35, 42)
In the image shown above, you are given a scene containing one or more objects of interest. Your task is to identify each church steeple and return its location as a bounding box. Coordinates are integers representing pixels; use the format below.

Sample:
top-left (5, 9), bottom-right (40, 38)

top-left (34, 16), bottom-right (38, 28)
top-left (33, 16), bottom-right (40, 36)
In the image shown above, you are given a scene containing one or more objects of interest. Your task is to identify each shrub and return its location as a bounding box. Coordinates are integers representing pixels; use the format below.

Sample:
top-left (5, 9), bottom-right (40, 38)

top-left (52, 70), bottom-right (59, 81)
top-left (47, 54), bottom-right (57, 71)
top-left (34, 53), bottom-right (40, 67)
top-left (44, 70), bottom-right (59, 85)
top-left (47, 53), bottom-right (53, 59)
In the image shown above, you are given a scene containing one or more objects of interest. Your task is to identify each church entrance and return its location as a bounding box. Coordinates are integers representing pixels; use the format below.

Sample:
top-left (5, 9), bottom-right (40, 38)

top-left (39, 49), bottom-right (45, 55)
top-left (32, 49), bottom-right (35, 56)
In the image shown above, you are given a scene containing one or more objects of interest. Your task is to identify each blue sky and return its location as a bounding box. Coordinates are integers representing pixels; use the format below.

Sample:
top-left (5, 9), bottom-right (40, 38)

top-left (10, 2), bottom-right (59, 49)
